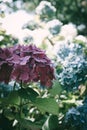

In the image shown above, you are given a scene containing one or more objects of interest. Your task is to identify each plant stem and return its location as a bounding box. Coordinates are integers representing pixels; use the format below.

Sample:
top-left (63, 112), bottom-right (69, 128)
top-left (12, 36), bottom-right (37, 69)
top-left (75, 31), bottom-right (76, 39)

top-left (19, 80), bottom-right (23, 130)
top-left (47, 37), bottom-right (54, 46)
top-left (13, 81), bottom-right (16, 91)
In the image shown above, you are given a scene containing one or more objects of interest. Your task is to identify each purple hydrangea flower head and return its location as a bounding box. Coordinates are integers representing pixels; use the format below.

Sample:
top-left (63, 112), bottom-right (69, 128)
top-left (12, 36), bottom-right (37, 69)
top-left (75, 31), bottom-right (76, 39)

top-left (0, 44), bottom-right (55, 87)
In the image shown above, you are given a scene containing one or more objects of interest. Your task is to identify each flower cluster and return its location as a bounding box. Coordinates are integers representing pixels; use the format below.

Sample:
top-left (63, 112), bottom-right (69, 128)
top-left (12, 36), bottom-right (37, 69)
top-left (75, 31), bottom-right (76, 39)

top-left (63, 100), bottom-right (87, 130)
top-left (56, 42), bottom-right (87, 90)
top-left (35, 1), bottom-right (56, 20)
top-left (0, 45), bottom-right (55, 87)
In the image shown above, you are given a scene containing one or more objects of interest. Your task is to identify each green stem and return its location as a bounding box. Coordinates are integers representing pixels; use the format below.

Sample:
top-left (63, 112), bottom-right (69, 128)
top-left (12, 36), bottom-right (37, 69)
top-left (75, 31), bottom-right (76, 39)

top-left (13, 81), bottom-right (16, 91)
top-left (19, 80), bottom-right (23, 130)
top-left (47, 37), bottom-right (54, 46)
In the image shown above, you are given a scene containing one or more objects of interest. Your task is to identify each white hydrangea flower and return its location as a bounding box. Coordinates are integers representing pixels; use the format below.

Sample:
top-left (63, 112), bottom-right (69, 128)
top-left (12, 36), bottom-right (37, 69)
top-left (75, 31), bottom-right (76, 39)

top-left (35, 1), bottom-right (56, 20)
top-left (45, 19), bottom-right (63, 35)
top-left (31, 28), bottom-right (49, 46)
top-left (17, 29), bottom-right (34, 44)
top-left (59, 23), bottom-right (77, 42)
top-left (2, 10), bottom-right (34, 35)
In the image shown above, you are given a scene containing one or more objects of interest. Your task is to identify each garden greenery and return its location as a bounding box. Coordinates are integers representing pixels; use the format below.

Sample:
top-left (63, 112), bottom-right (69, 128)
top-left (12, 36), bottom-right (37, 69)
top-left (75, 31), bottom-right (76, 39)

top-left (0, 1), bottom-right (87, 130)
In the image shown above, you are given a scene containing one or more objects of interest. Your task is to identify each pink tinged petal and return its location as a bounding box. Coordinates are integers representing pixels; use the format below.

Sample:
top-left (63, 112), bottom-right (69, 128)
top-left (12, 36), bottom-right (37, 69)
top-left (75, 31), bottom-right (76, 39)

top-left (33, 57), bottom-right (47, 63)
top-left (7, 54), bottom-right (20, 64)
top-left (20, 56), bottom-right (30, 65)
top-left (0, 61), bottom-right (6, 66)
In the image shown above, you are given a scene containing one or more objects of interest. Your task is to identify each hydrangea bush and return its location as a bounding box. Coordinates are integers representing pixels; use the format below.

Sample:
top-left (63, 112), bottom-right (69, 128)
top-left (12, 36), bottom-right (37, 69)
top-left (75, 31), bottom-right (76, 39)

top-left (0, 44), bottom-right (59, 130)
top-left (0, 1), bottom-right (87, 130)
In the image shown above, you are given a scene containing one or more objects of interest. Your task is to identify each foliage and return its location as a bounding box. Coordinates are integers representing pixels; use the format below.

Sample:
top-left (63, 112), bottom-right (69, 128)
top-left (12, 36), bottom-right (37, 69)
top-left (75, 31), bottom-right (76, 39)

top-left (0, 0), bottom-right (87, 130)
top-left (0, 28), bottom-right (18, 47)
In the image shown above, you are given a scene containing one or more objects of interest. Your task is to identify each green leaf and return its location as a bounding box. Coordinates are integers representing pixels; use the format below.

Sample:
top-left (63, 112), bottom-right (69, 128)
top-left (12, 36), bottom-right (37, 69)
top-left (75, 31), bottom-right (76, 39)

top-left (18, 87), bottom-right (39, 102)
top-left (42, 115), bottom-right (58, 130)
top-left (7, 91), bottom-right (20, 105)
top-left (17, 117), bottom-right (42, 130)
top-left (49, 80), bottom-right (62, 96)
top-left (0, 91), bottom-right (20, 106)
top-left (34, 97), bottom-right (58, 115)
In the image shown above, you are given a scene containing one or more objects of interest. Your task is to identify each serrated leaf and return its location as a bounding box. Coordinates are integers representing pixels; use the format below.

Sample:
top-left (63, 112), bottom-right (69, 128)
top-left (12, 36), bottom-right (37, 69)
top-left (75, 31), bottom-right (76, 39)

top-left (49, 80), bottom-right (62, 96)
top-left (34, 97), bottom-right (58, 115)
